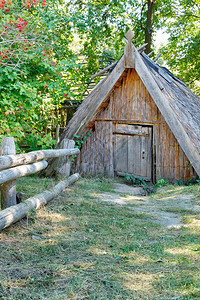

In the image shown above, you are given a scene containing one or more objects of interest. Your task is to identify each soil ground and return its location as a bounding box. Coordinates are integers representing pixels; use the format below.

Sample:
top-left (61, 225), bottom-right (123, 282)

top-left (98, 183), bottom-right (200, 228)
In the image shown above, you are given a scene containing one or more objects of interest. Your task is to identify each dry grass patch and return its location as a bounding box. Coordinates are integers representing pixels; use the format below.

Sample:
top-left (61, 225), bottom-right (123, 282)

top-left (0, 176), bottom-right (199, 299)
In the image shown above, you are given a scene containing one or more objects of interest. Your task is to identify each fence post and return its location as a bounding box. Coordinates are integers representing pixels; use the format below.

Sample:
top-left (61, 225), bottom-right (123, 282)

top-left (56, 138), bottom-right (75, 177)
top-left (1, 137), bottom-right (17, 208)
top-left (56, 125), bottom-right (60, 143)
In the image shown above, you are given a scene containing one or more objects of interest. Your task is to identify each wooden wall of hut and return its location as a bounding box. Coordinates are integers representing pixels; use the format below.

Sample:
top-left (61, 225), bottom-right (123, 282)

top-left (75, 69), bottom-right (196, 183)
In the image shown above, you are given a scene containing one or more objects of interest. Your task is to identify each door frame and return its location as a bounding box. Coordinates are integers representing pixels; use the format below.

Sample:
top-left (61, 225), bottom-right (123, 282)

top-left (113, 123), bottom-right (155, 182)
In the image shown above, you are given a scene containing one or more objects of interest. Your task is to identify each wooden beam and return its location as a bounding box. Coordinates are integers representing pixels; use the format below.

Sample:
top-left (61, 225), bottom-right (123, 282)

top-left (94, 119), bottom-right (166, 124)
top-left (113, 129), bottom-right (149, 136)
top-left (0, 161), bottom-right (48, 185)
top-left (0, 173), bottom-right (80, 231)
top-left (137, 43), bottom-right (148, 52)
top-left (91, 61), bottom-right (118, 79)
top-left (124, 29), bottom-right (135, 68)
top-left (147, 51), bottom-right (153, 57)
top-left (0, 148), bottom-right (80, 171)
top-left (135, 49), bottom-right (200, 177)
top-left (153, 53), bottom-right (162, 62)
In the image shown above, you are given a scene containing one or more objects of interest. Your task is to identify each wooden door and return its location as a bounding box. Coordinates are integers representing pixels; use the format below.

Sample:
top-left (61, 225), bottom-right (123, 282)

top-left (114, 124), bottom-right (152, 180)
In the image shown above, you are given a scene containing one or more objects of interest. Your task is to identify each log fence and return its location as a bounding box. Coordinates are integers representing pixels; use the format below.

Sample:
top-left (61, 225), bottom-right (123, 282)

top-left (0, 137), bottom-right (80, 231)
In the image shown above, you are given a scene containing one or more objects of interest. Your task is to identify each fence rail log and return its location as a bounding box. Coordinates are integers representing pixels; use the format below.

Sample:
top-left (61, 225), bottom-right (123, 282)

top-left (0, 161), bottom-right (48, 185)
top-left (40, 139), bottom-right (78, 177)
top-left (0, 173), bottom-right (80, 231)
top-left (0, 148), bottom-right (80, 171)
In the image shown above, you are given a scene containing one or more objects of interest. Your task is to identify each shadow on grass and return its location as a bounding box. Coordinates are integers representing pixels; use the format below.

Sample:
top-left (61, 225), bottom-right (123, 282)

top-left (0, 177), bottom-right (200, 299)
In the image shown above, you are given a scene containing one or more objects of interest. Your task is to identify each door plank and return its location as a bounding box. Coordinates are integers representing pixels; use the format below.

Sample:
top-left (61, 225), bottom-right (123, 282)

top-left (115, 124), bottom-right (152, 180)
top-left (115, 124), bottom-right (128, 172)
top-left (128, 125), bottom-right (141, 175)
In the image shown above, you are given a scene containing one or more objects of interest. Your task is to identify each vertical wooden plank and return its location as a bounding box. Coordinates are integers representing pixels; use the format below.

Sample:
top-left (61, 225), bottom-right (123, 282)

top-left (80, 130), bottom-right (87, 175)
top-left (86, 129), bottom-right (91, 174)
top-left (91, 128), bottom-right (95, 175)
top-left (115, 124), bottom-right (128, 173)
top-left (101, 122), bottom-right (105, 174)
top-left (156, 124), bottom-right (161, 180)
top-left (164, 125), bottom-right (169, 180)
top-left (175, 139), bottom-right (180, 181)
top-left (131, 70), bottom-right (136, 120)
top-left (95, 122), bottom-right (101, 174)
top-left (121, 75), bottom-right (125, 120)
top-left (137, 74), bottom-right (141, 121)
top-left (109, 122), bottom-right (114, 177)
top-left (126, 70), bottom-right (131, 120)
top-left (128, 125), bottom-right (141, 175)
top-left (112, 89), bottom-right (116, 120)
top-left (140, 75), bottom-right (145, 122)
top-left (171, 130), bottom-right (176, 181)
top-left (108, 94), bottom-right (112, 119)
top-left (145, 127), bottom-right (152, 178)
top-left (113, 122), bottom-right (117, 176)
top-left (179, 145), bottom-right (184, 181)
top-left (140, 127), bottom-right (147, 177)
top-left (104, 122), bottom-right (114, 176)
top-left (152, 125), bottom-right (157, 183)
top-left (160, 124), bottom-right (165, 179)
top-left (139, 126), bottom-right (152, 179)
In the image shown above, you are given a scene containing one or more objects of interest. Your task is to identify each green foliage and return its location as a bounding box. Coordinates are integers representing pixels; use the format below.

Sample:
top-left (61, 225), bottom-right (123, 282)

top-left (73, 130), bottom-right (91, 150)
top-left (122, 172), bottom-right (155, 194)
top-left (0, 0), bottom-right (199, 152)
top-left (21, 133), bottom-right (56, 151)
top-left (0, 0), bottom-right (83, 150)
top-left (155, 178), bottom-right (169, 187)
top-left (175, 179), bottom-right (184, 186)
top-left (187, 177), bottom-right (200, 186)
top-left (71, 130), bottom-right (91, 164)
top-left (161, 0), bottom-right (200, 95)
top-left (123, 172), bottom-right (148, 186)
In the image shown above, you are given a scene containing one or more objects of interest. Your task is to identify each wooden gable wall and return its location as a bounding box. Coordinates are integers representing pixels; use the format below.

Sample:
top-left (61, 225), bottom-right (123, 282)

top-left (76, 69), bottom-right (196, 182)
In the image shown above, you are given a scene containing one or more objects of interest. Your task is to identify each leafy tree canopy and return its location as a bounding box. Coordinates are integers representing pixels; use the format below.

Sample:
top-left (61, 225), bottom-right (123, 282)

top-left (0, 0), bottom-right (199, 151)
top-left (161, 0), bottom-right (200, 94)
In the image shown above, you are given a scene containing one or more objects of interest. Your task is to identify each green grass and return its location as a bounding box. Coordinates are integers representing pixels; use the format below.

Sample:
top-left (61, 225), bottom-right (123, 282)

top-left (0, 176), bottom-right (200, 299)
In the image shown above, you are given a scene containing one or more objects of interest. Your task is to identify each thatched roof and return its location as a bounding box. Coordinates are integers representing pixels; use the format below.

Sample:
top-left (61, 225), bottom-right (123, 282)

top-left (142, 52), bottom-right (200, 155)
top-left (59, 31), bottom-right (200, 177)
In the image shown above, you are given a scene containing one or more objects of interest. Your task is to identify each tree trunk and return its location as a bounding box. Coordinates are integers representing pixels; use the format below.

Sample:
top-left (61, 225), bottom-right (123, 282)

top-left (145, 0), bottom-right (156, 54)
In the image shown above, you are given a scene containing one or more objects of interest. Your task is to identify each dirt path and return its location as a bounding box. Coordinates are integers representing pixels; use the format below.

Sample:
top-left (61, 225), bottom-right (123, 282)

top-left (92, 183), bottom-right (200, 229)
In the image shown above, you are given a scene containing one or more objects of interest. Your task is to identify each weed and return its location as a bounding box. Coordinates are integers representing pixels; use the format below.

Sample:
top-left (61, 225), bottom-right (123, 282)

top-left (155, 178), bottom-right (169, 187)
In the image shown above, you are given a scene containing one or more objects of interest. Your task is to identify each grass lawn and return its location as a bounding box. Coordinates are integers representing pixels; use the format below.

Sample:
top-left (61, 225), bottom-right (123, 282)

top-left (0, 176), bottom-right (200, 299)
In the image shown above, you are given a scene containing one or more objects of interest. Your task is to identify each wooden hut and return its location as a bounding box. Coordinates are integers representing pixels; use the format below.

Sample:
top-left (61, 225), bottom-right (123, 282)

top-left (60, 30), bottom-right (200, 183)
